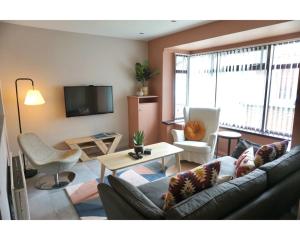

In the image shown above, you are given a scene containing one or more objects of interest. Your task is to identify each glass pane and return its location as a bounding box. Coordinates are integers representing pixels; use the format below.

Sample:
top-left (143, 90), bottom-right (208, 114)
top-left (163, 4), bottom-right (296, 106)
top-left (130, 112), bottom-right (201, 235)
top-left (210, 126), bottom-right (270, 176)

top-left (176, 55), bottom-right (188, 71)
top-left (216, 47), bottom-right (268, 131)
top-left (189, 53), bottom-right (217, 107)
top-left (175, 73), bottom-right (187, 119)
top-left (265, 41), bottom-right (300, 137)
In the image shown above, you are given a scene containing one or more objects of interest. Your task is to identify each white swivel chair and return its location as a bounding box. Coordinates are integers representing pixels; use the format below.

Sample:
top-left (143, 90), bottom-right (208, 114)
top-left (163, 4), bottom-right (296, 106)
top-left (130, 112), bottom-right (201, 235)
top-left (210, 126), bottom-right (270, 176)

top-left (18, 132), bottom-right (81, 190)
top-left (171, 107), bottom-right (220, 164)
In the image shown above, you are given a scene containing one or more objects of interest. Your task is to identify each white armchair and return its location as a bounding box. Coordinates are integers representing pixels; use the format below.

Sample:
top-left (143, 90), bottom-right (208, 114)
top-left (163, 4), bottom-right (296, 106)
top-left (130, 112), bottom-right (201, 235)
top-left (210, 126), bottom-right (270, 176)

top-left (171, 107), bottom-right (220, 164)
top-left (18, 132), bottom-right (81, 190)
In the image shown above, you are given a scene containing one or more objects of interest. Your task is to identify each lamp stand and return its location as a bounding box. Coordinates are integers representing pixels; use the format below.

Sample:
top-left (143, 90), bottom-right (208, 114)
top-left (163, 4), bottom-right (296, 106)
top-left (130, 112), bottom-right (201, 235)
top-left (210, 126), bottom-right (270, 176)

top-left (15, 78), bottom-right (38, 179)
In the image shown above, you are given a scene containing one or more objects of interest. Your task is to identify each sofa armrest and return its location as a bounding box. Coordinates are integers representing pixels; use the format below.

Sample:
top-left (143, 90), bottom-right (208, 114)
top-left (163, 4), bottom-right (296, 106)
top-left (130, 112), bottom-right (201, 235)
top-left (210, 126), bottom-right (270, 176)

top-left (171, 129), bottom-right (185, 142)
top-left (97, 183), bottom-right (146, 220)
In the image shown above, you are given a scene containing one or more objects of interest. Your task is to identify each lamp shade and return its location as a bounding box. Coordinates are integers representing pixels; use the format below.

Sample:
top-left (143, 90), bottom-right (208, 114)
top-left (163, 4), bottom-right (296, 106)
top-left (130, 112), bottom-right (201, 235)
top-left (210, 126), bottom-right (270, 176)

top-left (24, 89), bottom-right (45, 105)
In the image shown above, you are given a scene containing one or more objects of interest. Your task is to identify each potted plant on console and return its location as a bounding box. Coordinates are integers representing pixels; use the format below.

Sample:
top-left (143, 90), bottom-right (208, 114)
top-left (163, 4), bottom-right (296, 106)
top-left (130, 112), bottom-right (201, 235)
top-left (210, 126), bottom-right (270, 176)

top-left (133, 130), bottom-right (144, 155)
top-left (135, 60), bottom-right (159, 96)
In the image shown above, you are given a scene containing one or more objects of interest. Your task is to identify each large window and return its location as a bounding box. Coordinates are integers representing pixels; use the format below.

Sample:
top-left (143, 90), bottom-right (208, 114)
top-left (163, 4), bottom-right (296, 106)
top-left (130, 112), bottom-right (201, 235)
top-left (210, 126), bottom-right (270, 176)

top-left (174, 40), bottom-right (300, 138)
top-left (174, 55), bottom-right (189, 119)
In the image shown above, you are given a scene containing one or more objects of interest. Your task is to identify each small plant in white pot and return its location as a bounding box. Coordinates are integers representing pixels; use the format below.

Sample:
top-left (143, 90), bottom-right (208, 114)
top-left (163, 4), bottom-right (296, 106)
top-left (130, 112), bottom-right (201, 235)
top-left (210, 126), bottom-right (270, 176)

top-left (133, 130), bottom-right (144, 155)
top-left (135, 61), bottom-right (159, 96)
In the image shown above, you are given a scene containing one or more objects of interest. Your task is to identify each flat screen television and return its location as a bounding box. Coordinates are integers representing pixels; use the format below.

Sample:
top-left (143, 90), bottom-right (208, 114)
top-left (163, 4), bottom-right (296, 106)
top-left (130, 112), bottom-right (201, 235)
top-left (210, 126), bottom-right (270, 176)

top-left (64, 86), bottom-right (113, 117)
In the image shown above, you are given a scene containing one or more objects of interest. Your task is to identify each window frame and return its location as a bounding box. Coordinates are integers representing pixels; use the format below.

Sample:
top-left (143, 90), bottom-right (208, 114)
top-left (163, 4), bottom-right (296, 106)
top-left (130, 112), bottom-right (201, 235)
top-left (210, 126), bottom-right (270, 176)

top-left (174, 54), bottom-right (189, 120)
top-left (174, 39), bottom-right (300, 139)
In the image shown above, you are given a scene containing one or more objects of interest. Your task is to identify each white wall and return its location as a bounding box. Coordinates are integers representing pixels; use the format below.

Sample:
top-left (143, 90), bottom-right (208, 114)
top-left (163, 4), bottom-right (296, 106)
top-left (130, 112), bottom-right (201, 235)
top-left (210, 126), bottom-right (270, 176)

top-left (0, 22), bottom-right (148, 154)
top-left (0, 82), bottom-right (11, 219)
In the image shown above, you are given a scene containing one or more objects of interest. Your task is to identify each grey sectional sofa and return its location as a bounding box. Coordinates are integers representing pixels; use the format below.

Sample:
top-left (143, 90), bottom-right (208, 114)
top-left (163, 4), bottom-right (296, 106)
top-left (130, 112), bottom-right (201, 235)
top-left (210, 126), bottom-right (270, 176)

top-left (98, 145), bottom-right (300, 220)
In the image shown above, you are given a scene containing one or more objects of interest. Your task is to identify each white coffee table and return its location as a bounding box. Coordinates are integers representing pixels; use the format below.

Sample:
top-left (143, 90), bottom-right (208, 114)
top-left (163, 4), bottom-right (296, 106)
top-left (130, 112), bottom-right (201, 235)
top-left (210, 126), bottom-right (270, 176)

top-left (98, 142), bottom-right (183, 183)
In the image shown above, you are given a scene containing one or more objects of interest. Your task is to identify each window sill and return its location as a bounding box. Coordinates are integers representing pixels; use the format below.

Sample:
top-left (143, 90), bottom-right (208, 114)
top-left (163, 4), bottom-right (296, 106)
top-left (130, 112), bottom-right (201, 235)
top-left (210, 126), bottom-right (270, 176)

top-left (162, 119), bottom-right (184, 125)
top-left (162, 119), bottom-right (291, 141)
top-left (219, 125), bottom-right (291, 141)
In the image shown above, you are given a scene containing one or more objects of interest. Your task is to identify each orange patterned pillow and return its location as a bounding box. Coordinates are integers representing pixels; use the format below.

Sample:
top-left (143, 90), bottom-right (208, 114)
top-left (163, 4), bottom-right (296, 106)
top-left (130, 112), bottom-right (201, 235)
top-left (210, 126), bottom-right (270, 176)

top-left (184, 120), bottom-right (206, 141)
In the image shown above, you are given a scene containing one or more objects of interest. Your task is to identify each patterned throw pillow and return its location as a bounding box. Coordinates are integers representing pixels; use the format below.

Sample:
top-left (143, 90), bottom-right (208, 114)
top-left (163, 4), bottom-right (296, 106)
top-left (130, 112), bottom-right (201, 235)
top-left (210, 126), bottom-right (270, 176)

top-left (231, 139), bottom-right (261, 159)
top-left (235, 147), bottom-right (256, 177)
top-left (184, 120), bottom-right (206, 141)
top-left (163, 161), bottom-right (221, 210)
top-left (254, 140), bottom-right (289, 167)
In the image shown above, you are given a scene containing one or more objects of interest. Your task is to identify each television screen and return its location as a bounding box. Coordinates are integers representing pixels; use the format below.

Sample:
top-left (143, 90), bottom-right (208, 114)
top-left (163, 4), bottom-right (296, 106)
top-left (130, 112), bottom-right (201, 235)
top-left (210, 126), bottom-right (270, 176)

top-left (64, 86), bottom-right (113, 117)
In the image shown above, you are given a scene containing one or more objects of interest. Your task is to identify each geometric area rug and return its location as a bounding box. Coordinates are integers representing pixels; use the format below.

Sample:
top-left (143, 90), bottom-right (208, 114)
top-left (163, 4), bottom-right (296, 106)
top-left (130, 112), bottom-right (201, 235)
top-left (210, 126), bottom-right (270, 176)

top-left (65, 161), bottom-right (167, 220)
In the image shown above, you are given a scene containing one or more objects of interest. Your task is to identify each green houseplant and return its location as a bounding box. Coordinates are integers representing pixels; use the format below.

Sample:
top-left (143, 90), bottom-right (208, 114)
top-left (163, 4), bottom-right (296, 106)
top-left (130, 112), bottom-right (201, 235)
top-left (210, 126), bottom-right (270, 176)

top-left (133, 130), bottom-right (144, 155)
top-left (135, 60), bottom-right (159, 96)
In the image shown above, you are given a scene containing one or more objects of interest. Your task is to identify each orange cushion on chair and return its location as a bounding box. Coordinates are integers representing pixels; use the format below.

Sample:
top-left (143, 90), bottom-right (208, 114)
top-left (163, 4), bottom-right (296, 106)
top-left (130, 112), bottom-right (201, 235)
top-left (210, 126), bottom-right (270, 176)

top-left (184, 120), bottom-right (206, 141)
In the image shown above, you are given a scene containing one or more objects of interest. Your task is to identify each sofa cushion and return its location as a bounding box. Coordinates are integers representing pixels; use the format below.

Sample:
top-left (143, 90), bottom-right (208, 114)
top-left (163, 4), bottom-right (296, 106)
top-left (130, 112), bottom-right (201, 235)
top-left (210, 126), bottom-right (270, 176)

top-left (97, 183), bottom-right (146, 220)
top-left (138, 157), bottom-right (237, 209)
top-left (231, 139), bottom-right (261, 159)
top-left (259, 145), bottom-right (300, 187)
top-left (235, 147), bottom-right (256, 177)
top-left (163, 161), bottom-right (221, 210)
top-left (108, 175), bottom-right (164, 219)
top-left (226, 168), bottom-right (300, 220)
top-left (174, 141), bottom-right (211, 153)
top-left (216, 175), bottom-right (233, 184)
top-left (254, 140), bottom-right (289, 167)
top-left (138, 177), bottom-right (170, 209)
top-left (165, 169), bottom-right (267, 219)
top-left (218, 156), bottom-right (236, 177)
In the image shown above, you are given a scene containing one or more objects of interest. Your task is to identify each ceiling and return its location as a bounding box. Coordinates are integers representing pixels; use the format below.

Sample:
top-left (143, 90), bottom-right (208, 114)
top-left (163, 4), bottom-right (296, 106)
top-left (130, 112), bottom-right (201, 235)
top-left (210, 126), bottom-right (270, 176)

top-left (4, 20), bottom-right (212, 41)
top-left (174, 21), bottom-right (300, 51)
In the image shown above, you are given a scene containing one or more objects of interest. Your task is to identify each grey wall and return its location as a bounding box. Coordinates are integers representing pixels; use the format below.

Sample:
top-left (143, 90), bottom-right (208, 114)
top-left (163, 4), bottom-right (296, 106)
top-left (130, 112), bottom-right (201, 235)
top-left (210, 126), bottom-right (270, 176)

top-left (0, 22), bottom-right (148, 154)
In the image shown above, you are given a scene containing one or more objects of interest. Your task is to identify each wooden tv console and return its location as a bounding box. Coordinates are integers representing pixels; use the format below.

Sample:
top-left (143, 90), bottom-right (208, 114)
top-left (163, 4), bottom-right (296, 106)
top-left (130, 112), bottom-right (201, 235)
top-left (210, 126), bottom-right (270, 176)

top-left (65, 133), bottom-right (122, 161)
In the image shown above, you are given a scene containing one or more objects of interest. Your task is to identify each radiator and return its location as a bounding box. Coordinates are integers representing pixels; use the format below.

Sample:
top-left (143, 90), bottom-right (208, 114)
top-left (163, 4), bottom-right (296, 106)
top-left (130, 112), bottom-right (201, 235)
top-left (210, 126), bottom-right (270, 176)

top-left (10, 155), bottom-right (30, 220)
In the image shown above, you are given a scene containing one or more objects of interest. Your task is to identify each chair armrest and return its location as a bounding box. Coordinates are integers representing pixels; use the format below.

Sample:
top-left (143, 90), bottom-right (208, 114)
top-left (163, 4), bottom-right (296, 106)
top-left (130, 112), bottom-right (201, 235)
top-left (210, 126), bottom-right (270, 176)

top-left (208, 132), bottom-right (218, 159)
top-left (171, 129), bottom-right (185, 142)
top-left (208, 132), bottom-right (218, 147)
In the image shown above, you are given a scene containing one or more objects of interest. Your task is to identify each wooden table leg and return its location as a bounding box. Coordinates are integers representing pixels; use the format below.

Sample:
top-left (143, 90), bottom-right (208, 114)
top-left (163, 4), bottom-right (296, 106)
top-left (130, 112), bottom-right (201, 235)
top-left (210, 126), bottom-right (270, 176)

top-left (176, 153), bottom-right (181, 173)
top-left (215, 137), bottom-right (219, 158)
top-left (227, 138), bottom-right (232, 156)
top-left (161, 157), bottom-right (165, 171)
top-left (100, 163), bottom-right (106, 183)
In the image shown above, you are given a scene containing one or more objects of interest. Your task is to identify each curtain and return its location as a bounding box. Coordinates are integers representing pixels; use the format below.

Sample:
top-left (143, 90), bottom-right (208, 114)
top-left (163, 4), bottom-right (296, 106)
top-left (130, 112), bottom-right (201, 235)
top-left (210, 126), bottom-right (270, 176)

top-left (216, 46), bottom-right (268, 131)
top-left (174, 54), bottom-right (189, 119)
top-left (265, 41), bottom-right (300, 137)
top-left (188, 53), bottom-right (217, 108)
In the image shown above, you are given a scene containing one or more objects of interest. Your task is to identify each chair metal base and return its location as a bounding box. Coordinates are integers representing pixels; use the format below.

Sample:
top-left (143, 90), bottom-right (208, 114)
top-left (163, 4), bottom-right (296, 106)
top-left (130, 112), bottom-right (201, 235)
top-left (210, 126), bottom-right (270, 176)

top-left (35, 171), bottom-right (76, 190)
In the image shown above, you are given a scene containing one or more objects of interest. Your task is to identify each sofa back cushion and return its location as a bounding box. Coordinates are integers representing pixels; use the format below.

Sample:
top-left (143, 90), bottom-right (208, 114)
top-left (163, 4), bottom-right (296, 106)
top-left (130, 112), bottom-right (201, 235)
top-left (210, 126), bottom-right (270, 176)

top-left (163, 161), bottom-right (221, 210)
top-left (108, 175), bottom-right (165, 219)
top-left (259, 145), bottom-right (300, 187)
top-left (165, 169), bottom-right (267, 219)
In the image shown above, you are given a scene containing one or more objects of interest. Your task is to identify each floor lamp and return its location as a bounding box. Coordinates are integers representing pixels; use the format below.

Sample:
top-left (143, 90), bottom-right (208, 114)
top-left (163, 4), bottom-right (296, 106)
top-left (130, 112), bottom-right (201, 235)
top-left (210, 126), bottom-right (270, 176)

top-left (15, 78), bottom-right (45, 178)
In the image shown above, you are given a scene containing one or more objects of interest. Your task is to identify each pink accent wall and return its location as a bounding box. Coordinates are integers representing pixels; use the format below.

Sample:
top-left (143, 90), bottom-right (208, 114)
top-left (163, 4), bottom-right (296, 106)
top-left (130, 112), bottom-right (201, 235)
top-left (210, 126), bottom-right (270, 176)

top-left (148, 20), bottom-right (300, 151)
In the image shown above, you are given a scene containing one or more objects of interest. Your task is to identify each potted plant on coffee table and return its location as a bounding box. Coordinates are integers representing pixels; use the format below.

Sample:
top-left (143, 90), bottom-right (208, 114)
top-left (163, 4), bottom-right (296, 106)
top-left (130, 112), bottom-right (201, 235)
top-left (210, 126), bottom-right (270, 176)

top-left (135, 60), bottom-right (159, 96)
top-left (133, 130), bottom-right (144, 155)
